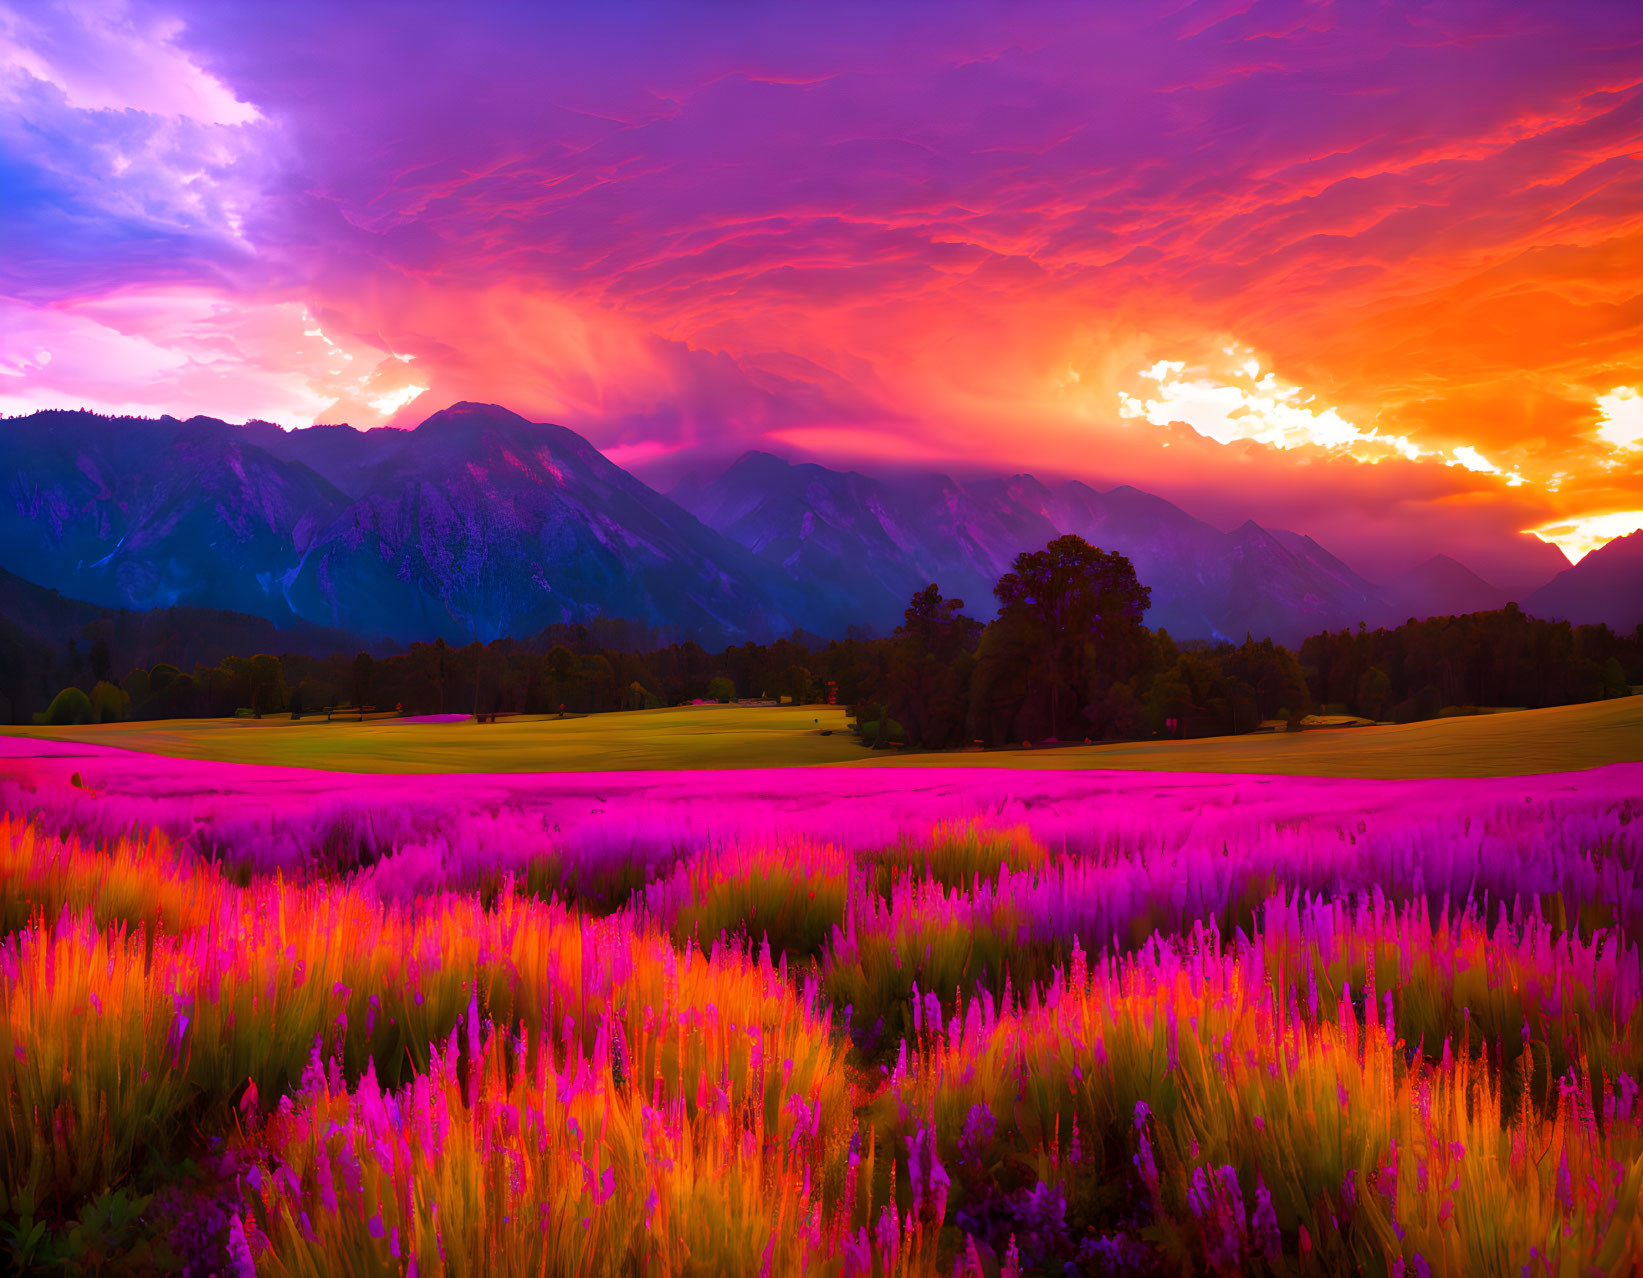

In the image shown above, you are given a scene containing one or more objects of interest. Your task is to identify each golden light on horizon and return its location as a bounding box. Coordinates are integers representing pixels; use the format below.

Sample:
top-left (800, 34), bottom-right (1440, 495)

top-left (1528, 510), bottom-right (1643, 565)
top-left (1117, 349), bottom-right (1527, 483)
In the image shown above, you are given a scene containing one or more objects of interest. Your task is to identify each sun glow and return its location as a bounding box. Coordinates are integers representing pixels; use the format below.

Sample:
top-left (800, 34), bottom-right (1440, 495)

top-left (1118, 350), bottom-right (1527, 484)
top-left (1595, 387), bottom-right (1643, 452)
top-left (1527, 510), bottom-right (1643, 565)
top-left (1119, 352), bottom-right (1421, 460)
top-left (369, 383), bottom-right (428, 416)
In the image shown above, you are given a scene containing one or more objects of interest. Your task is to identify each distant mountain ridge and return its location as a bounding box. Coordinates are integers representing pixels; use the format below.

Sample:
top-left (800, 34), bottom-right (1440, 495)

top-left (0, 405), bottom-right (818, 645)
top-left (0, 562), bottom-right (383, 672)
top-left (0, 403), bottom-right (1611, 646)
top-left (668, 450), bottom-right (1537, 644)
top-left (1525, 532), bottom-right (1643, 633)
top-left (1384, 554), bottom-right (1508, 622)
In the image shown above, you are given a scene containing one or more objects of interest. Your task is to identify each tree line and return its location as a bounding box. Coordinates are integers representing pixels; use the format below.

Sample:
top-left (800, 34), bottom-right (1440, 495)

top-left (13, 534), bottom-right (1642, 741)
top-left (1300, 605), bottom-right (1636, 720)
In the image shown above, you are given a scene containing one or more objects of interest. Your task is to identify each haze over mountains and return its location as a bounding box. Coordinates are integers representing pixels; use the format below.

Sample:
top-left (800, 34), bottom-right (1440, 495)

top-left (2, 403), bottom-right (1630, 650)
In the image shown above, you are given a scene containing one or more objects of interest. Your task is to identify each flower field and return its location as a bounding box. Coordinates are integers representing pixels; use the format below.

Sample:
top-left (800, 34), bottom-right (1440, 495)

top-left (1, 740), bottom-right (1641, 1273)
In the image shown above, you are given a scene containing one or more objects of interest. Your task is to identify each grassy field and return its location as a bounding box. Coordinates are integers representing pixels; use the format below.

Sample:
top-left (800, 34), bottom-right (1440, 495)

top-left (0, 704), bottom-right (865, 772)
top-left (6, 693), bottom-right (1640, 777)
top-left (857, 693), bottom-right (1643, 778)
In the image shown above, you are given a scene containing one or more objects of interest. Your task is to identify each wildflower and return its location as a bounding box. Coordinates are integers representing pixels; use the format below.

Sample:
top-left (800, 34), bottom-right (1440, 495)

top-left (166, 1011), bottom-right (191, 1069)
top-left (1133, 1105), bottom-right (1159, 1190)
top-left (225, 1214), bottom-right (255, 1278)
top-left (1002, 1234), bottom-right (1022, 1278)
top-left (960, 1101), bottom-right (996, 1164)
top-left (874, 1202), bottom-right (901, 1258)
top-left (1209, 1165), bottom-right (1246, 1267)
top-left (840, 1227), bottom-right (872, 1277)
top-left (1187, 1166), bottom-right (1211, 1220)
top-left (906, 1125), bottom-right (950, 1225)
top-left (1252, 1177), bottom-right (1280, 1262)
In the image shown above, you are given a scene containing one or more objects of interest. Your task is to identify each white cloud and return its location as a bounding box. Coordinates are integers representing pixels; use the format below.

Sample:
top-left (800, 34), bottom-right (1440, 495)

top-left (1118, 346), bottom-right (1537, 487)
top-left (0, 292), bottom-right (406, 425)
top-left (1595, 386), bottom-right (1643, 451)
top-left (0, 1), bottom-right (259, 125)
top-left (1119, 347), bottom-right (1427, 463)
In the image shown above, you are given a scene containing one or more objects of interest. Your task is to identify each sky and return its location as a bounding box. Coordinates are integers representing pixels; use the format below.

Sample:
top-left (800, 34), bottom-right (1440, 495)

top-left (1, 0), bottom-right (1640, 588)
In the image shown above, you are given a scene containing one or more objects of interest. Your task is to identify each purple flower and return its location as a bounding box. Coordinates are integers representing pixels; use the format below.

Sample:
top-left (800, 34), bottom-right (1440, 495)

top-left (905, 1125), bottom-right (950, 1225)
top-left (840, 1227), bottom-right (872, 1277)
top-left (1252, 1177), bottom-right (1280, 1262)
top-left (960, 1101), bottom-right (996, 1164)
top-left (874, 1202), bottom-right (900, 1258)
top-left (225, 1214), bottom-right (256, 1278)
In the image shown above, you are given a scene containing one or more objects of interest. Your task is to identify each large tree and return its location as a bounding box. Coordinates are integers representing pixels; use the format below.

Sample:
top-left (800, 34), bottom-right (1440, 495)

top-left (885, 585), bottom-right (981, 748)
top-left (992, 535), bottom-right (1151, 740)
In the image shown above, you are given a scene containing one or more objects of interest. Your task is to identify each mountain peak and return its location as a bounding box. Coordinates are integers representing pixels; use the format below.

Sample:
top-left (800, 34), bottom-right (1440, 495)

top-left (415, 401), bottom-right (533, 428)
top-left (726, 449), bottom-right (793, 473)
top-left (1385, 553), bottom-right (1504, 619)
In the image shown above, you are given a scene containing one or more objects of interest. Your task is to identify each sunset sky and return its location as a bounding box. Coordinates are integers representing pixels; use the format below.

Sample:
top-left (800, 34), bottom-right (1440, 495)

top-left (2, 0), bottom-right (1640, 586)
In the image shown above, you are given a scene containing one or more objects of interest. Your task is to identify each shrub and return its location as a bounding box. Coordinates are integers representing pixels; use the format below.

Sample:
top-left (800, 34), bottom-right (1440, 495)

top-left (91, 680), bottom-right (131, 723)
top-left (44, 686), bottom-right (94, 725)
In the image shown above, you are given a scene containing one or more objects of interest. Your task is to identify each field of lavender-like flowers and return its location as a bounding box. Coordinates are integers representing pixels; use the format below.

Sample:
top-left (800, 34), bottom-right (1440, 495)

top-left (1, 736), bottom-right (1640, 1274)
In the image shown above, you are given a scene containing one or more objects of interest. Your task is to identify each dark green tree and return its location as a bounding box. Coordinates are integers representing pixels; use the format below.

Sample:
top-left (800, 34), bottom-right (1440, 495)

top-left (90, 680), bottom-right (130, 723)
top-left (351, 652), bottom-right (375, 708)
top-left (884, 585), bottom-right (980, 748)
top-left (992, 535), bottom-right (1150, 740)
top-left (89, 637), bottom-right (112, 685)
top-left (1356, 666), bottom-right (1391, 721)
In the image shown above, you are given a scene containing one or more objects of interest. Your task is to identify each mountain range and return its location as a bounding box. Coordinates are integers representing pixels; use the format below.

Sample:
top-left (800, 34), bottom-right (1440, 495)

top-left (2, 402), bottom-right (1632, 648)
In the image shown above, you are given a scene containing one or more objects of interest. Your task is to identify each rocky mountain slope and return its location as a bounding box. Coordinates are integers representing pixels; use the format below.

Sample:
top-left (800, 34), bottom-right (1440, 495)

top-left (672, 452), bottom-right (1409, 644)
top-left (2, 404), bottom-right (1594, 645)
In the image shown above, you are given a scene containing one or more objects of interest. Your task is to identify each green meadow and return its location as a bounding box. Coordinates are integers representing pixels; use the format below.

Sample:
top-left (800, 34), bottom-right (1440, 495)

top-left (8, 693), bottom-right (1641, 778)
top-left (2, 704), bottom-right (862, 772)
top-left (859, 693), bottom-right (1643, 778)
